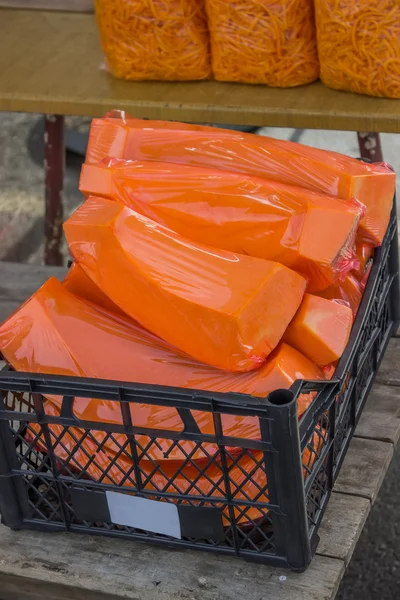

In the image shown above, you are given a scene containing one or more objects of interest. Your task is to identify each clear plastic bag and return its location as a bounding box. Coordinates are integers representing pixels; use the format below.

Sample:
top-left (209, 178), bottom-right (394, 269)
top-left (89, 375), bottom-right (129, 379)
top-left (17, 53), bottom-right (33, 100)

top-left (64, 197), bottom-right (306, 371)
top-left (205, 0), bottom-right (319, 86)
top-left (94, 0), bottom-right (211, 81)
top-left (80, 158), bottom-right (363, 292)
top-left (85, 115), bottom-right (395, 246)
top-left (314, 1), bottom-right (400, 98)
top-left (0, 277), bottom-right (322, 463)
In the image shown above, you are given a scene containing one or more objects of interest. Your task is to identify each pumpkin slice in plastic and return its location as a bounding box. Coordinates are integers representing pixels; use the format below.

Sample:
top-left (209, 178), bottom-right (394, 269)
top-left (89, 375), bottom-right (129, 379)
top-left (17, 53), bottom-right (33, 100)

top-left (318, 274), bottom-right (363, 319)
top-left (85, 115), bottom-right (395, 245)
top-left (63, 261), bottom-right (125, 317)
top-left (79, 159), bottom-right (363, 292)
top-left (0, 278), bottom-right (322, 463)
top-left (284, 294), bottom-right (353, 366)
top-left (64, 197), bottom-right (306, 371)
top-left (85, 111), bottom-right (236, 164)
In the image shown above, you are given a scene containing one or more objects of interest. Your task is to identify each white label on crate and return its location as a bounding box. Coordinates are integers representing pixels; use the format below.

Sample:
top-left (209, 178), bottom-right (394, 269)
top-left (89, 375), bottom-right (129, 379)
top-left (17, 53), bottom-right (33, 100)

top-left (105, 491), bottom-right (182, 539)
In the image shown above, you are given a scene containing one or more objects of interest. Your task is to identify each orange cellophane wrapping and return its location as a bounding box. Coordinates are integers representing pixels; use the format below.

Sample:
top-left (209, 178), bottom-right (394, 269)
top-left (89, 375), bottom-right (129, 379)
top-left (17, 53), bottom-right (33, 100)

top-left (85, 111), bottom-right (235, 165)
top-left (94, 0), bottom-right (211, 81)
top-left (80, 159), bottom-right (363, 293)
top-left (318, 274), bottom-right (363, 319)
top-left (284, 294), bottom-right (353, 366)
top-left (205, 0), bottom-right (319, 86)
top-left (354, 242), bottom-right (374, 279)
top-left (63, 262), bottom-right (125, 317)
top-left (0, 277), bottom-right (323, 464)
top-left (314, 1), bottom-right (400, 99)
top-left (85, 116), bottom-right (395, 246)
top-left (64, 197), bottom-right (306, 371)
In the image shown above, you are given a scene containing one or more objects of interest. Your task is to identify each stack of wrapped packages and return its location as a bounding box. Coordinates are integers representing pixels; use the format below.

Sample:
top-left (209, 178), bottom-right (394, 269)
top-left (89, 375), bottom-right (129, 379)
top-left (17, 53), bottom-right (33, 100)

top-left (0, 112), bottom-right (395, 504)
top-left (94, 1), bottom-right (400, 98)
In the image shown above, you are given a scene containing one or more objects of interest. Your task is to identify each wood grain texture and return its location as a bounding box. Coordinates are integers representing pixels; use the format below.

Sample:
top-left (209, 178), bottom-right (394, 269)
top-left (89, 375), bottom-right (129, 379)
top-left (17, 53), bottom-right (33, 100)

top-left (1, 9), bottom-right (400, 130)
top-left (0, 1), bottom-right (93, 11)
top-left (0, 300), bottom-right (23, 323)
top-left (334, 438), bottom-right (394, 503)
top-left (376, 338), bottom-right (400, 386)
top-left (0, 262), bottom-right (66, 303)
top-left (356, 384), bottom-right (400, 444)
top-left (0, 574), bottom-right (119, 600)
top-left (316, 493), bottom-right (370, 566)
top-left (0, 525), bottom-right (344, 600)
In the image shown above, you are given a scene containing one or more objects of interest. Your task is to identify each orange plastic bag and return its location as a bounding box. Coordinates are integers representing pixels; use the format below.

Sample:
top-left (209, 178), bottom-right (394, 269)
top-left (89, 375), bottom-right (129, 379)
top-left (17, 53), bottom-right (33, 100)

top-left (80, 159), bottom-right (363, 293)
top-left (94, 0), bottom-right (211, 81)
top-left (354, 242), bottom-right (374, 279)
top-left (85, 111), bottom-right (232, 164)
top-left (314, 1), bottom-right (400, 98)
top-left (64, 197), bottom-right (306, 371)
top-left (284, 294), bottom-right (353, 366)
top-left (318, 274), bottom-right (363, 319)
top-left (63, 262), bottom-right (125, 317)
top-left (0, 277), bottom-right (322, 463)
top-left (63, 263), bottom-right (321, 414)
top-left (205, 0), bottom-right (319, 86)
top-left (85, 116), bottom-right (395, 246)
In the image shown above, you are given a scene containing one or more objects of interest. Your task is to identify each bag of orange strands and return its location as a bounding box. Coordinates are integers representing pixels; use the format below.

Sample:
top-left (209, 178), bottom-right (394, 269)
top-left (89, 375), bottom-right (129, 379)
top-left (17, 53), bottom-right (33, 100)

top-left (205, 0), bottom-right (319, 86)
top-left (94, 0), bottom-right (211, 81)
top-left (314, 0), bottom-right (400, 98)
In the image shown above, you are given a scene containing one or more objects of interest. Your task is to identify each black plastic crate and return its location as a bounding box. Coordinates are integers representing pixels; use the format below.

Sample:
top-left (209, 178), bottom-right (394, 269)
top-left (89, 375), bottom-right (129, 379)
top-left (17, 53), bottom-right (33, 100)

top-left (0, 203), bottom-right (398, 571)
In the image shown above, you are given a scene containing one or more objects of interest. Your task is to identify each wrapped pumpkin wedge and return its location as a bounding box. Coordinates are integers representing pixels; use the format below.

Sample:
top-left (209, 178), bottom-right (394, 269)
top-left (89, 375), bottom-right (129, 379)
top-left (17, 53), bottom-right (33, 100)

top-left (0, 277), bottom-right (322, 463)
top-left (85, 115), bottom-right (395, 246)
top-left (63, 261), bottom-right (125, 317)
top-left (85, 111), bottom-right (237, 164)
top-left (318, 274), bottom-right (363, 318)
top-left (80, 159), bottom-right (363, 292)
top-left (64, 197), bottom-right (306, 371)
top-left (284, 294), bottom-right (353, 366)
top-left (64, 262), bottom-right (321, 417)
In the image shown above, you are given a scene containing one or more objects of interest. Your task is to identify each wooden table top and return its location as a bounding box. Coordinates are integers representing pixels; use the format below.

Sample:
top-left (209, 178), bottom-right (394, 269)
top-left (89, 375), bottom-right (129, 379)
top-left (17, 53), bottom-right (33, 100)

top-left (0, 262), bottom-right (398, 600)
top-left (1, 8), bottom-right (400, 132)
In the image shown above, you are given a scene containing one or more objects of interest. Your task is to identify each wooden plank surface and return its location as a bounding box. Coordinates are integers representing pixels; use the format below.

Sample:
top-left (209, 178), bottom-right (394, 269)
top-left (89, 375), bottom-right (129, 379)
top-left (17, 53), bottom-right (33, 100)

top-left (376, 337), bottom-right (400, 386)
top-left (0, 524), bottom-right (344, 600)
top-left (317, 493), bottom-right (370, 566)
top-left (1, 9), bottom-right (400, 131)
top-left (356, 383), bottom-right (400, 444)
top-left (0, 262), bottom-right (66, 322)
top-left (0, 0), bottom-right (93, 11)
top-left (0, 262), bottom-right (66, 303)
top-left (334, 438), bottom-right (394, 503)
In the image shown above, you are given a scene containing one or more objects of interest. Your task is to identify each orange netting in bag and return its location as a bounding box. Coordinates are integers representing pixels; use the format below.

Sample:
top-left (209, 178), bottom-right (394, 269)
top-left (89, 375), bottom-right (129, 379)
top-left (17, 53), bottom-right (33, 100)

top-left (314, 0), bottom-right (400, 98)
top-left (205, 0), bottom-right (319, 86)
top-left (94, 0), bottom-right (211, 81)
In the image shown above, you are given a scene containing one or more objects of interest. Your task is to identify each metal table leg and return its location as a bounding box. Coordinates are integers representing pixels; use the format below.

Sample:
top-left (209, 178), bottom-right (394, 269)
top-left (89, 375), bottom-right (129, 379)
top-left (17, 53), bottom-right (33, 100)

top-left (44, 114), bottom-right (64, 266)
top-left (357, 132), bottom-right (383, 163)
